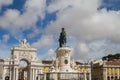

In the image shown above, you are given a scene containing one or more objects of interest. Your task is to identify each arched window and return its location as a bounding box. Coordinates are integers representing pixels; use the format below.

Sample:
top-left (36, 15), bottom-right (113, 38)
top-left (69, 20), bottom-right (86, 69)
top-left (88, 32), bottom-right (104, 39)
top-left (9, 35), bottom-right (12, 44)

top-left (107, 76), bottom-right (110, 80)
top-left (115, 76), bottom-right (117, 80)
top-left (5, 76), bottom-right (9, 80)
top-left (111, 76), bottom-right (114, 80)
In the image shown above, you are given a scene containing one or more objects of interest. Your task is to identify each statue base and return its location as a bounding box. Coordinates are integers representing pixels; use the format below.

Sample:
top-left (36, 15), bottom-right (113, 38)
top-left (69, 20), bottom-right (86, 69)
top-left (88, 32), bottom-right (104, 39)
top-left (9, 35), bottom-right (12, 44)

top-left (56, 47), bottom-right (76, 72)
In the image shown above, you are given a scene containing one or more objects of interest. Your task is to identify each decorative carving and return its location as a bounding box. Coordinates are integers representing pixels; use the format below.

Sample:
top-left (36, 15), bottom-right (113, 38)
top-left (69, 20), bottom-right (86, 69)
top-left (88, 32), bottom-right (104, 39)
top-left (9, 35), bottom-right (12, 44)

top-left (19, 52), bottom-right (31, 61)
top-left (19, 39), bottom-right (30, 48)
top-left (56, 48), bottom-right (71, 58)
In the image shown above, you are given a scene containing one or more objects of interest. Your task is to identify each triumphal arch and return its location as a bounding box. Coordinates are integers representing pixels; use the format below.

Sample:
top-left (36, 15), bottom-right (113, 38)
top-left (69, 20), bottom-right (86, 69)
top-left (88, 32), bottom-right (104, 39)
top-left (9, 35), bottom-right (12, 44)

top-left (3, 39), bottom-right (42, 80)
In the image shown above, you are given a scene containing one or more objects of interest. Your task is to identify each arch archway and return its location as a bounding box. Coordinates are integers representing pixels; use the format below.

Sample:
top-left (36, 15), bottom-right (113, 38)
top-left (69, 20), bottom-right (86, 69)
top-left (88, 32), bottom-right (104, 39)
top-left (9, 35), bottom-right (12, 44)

top-left (18, 59), bottom-right (30, 80)
top-left (8, 39), bottom-right (41, 80)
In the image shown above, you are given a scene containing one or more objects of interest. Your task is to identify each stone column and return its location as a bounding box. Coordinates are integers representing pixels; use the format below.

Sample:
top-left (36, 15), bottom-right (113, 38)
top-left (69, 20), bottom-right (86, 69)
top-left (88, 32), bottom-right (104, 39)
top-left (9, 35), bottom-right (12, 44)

top-left (118, 68), bottom-right (120, 80)
top-left (103, 68), bottom-right (107, 80)
top-left (44, 67), bottom-right (46, 80)
top-left (35, 69), bottom-right (37, 80)
top-left (38, 74), bottom-right (40, 80)
top-left (27, 67), bottom-right (30, 80)
top-left (30, 68), bottom-right (33, 80)
top-left (15, 67), bottom-right (18, 80)
top-left (14, 68), bottom-right (16, 80)
top-left (32, 69), bottom-right (34, 80)
top-left (89, 69), bottom-right (91, 80)
top-left (9, 68), bottom-right (11, 80)
top-left (34, 69), bottom-right (36, 80)
top-left (84, 71), bottom-right (87, 80)
top-left (33, 68), bottom-right (36, 80)
top-left (2, 67), bottom-right (5, 80)
top-left (13, 67), bottom-right (15, 80)
top-left (34, 69), bottom-right (35, 80)
top-left (110, 75), bottom-right (111, 80)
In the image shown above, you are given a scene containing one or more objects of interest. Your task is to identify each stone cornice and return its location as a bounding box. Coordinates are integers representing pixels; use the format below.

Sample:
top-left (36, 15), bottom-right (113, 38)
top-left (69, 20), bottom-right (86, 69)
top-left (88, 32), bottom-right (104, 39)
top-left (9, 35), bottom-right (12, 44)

top-left (11, 47), bottom-right (37, 52)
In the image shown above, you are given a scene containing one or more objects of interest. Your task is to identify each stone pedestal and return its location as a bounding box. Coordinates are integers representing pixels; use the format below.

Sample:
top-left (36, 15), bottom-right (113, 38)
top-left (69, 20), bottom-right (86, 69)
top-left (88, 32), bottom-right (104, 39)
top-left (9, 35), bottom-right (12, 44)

top-left (56, 47), bottom-right (72, 72)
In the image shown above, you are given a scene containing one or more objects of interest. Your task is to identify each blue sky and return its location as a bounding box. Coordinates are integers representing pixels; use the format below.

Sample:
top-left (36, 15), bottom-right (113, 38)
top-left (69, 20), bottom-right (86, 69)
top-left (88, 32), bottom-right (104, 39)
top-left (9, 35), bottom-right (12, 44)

top-left (0, 0), bottom-right (120, 61)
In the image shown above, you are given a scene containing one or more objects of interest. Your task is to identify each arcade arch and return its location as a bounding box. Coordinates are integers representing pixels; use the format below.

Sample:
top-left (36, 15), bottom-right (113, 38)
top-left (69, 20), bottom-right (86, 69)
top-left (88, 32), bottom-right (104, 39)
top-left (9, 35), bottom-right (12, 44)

top-left (18, 59), bottom-right (30, 80)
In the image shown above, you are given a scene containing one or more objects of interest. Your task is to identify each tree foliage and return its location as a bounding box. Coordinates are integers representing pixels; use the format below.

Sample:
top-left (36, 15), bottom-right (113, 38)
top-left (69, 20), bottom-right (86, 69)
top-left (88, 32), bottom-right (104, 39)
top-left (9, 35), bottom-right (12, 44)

top-left (102, 53), bottom-right (120, 61)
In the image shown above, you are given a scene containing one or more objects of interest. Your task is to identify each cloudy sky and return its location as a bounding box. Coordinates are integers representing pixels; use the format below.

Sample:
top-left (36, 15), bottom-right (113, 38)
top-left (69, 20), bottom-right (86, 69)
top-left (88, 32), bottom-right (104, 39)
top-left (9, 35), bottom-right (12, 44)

top-left (0, 0), bottom-right (120, 62)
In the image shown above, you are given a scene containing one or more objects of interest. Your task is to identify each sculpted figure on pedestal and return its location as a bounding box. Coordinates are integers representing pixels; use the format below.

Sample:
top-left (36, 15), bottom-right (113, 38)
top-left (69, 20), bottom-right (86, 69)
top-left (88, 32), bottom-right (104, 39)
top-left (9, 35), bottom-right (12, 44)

top-left (19, 39), bottom-right (30, 48)
top-left (59, 28), bottom-right (67, 47)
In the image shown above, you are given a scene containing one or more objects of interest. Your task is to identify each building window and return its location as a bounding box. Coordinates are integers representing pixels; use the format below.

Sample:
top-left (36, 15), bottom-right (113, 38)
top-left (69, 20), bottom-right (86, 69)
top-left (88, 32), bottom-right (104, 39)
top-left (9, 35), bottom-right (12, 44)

top-left (115, 76), bottom-right (117, 80)
top-left (111, 76), bottom-right (114, 79)
top-left (107, 76), bottom-right (110, 80)
top-left (64, 60), bottom-right (68, 64)
top-left (5, 76), bottom-right (9, 80)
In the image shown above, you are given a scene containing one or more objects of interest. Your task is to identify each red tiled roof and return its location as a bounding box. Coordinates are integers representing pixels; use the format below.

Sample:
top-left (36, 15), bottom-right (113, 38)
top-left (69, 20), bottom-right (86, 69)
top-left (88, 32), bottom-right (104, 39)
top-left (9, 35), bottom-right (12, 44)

top-left (106, 61), bottom-right (120, 65)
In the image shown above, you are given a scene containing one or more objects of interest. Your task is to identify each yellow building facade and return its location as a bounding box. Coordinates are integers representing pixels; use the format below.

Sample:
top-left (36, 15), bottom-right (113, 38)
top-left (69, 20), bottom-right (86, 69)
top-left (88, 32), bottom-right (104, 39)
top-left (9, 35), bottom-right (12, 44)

top-left (93, 60), bottom-right (120, 80)
top-left (105, 61), bottom-right (120, 80)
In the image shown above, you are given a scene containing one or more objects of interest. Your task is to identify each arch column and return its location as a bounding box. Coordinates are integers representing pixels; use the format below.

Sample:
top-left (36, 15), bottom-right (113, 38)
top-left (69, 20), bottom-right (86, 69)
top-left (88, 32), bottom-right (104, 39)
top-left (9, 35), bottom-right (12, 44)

top-left (2, 67), bottom-right (6, 80)
top-left (118, 68), bottom-right (120, 79)
top-left (89, 70), bottom-right (91, 80)
top-left (103, 68), bottom-right (107, 80)
top-left (30, 68), bottom-right (36, 80)
top-left (15, 67), bottom-right (18, 80)
top-left (33, 69), bottom-right (35, 80)
top-left (30, 68), bottom-right (33, 80)
top-left (44, 67), bottom-right (46, 80)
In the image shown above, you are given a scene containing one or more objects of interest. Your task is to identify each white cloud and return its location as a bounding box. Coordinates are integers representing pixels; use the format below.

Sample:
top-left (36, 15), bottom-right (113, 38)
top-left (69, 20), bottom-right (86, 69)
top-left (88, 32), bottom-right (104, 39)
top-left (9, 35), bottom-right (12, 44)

top-left (0, 0), bottom-right (46, 34)
top-left (46, 49), bottom-right (56, 59)
top-left (0, 0), bottom-right (120, 60)
top-left (39, 48), bottom-right (56, 60)
top-left (0, 36), bottom-right (11, 59)
top-left (0, 34), bottom-right (9, 44)
top-left (79, 43), bottom-right (89, 53)
top-left (31, 35), bottom-right (54, 48)
top-left (25, 0), bottom-right (46, 19)
top-left (47, 49), bottom-right (55, 55)
top-left (27, 27), bottom-right (43, 38)
top-left (0, 0), bottom-right (13, 11)
top-left (72, 42), bottom-right (90, 61)
top-left (45, 0), bottom-right (120, 60)
top-left (46, 0), bottom-right (120, 42)
top-left (2, 34), bottom-right (9, 43)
